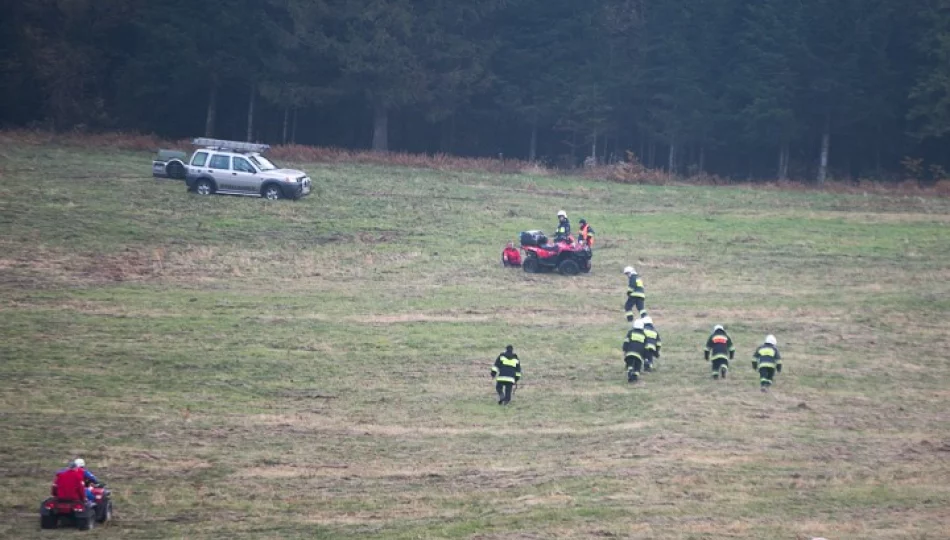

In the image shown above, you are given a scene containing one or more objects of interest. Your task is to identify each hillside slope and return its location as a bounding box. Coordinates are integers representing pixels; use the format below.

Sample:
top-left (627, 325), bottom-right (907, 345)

top-left (1, 144), bottom-right (949, 539)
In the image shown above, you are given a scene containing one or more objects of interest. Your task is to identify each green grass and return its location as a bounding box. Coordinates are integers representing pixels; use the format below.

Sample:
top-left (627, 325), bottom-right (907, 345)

top-left (2, 143), bottom-right (950, 539)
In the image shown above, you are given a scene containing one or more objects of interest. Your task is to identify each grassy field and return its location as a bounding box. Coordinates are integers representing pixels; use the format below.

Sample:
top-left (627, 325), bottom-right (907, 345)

top-left (1, 141), bottom-right (950, 539)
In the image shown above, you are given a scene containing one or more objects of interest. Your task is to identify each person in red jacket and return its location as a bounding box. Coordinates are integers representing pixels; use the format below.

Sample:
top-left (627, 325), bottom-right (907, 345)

top-left (53, 461), bottom-right (87, 502)
top-left (502, 242), bottom-right (522, 267)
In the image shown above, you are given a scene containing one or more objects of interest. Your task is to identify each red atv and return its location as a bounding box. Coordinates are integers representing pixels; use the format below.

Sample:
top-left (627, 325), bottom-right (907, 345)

top-left (40, 482), bottom-right (112, 530)
top-left (520, 230), bottom-right (592, 275)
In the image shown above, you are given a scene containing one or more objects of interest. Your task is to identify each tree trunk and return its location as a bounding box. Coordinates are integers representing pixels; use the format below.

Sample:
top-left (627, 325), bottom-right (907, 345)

top-left (246, 82), bottom-right (256, 142)
top-left (648, 139), bottom-right (656, 168)
top-left (590, 128), bottom-right (598, 164)
top-left (571, 127), bottom-right (577, 162)
top-left (204, 75), bottom-right (218, 138)
top-left (639, 131), bottom-right (645, 164)
top-left (817, 116), bottom-right (830, 185)
top-left (291, 107), bottom-right (298, 144)
top-left (778, 140), bottom-right (790, 181)
top-left (372, 100), bottom-right (389, 152)
top-left (282, 105), bottom-right (289, 144)
top-left (667, 136), bottom-right (676, 175)
top-left (528, 118), bottom-right (538, 161)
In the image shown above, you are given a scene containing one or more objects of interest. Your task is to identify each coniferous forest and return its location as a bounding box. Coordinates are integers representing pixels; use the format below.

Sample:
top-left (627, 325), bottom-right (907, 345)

top-left (2, 0), bottom-right (949, 182)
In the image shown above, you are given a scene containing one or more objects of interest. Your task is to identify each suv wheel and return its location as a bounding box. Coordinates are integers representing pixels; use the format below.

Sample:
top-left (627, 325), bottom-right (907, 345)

top-left (166, 161), bottom-right (186, 180)
top-left (195, 179), bottom-right (214, 196)
top-left (262, 184), bottom-right (283, 200)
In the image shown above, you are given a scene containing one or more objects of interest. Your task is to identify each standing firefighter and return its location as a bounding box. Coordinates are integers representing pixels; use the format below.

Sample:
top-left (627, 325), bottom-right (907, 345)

top-left (752, 335), bottom-right (782, 391)
top-left (623, 319), bottom-right (648, 383)
top-left (641, 316), bottom-right (662, 372)
top-left (704, 324), bottom-right (735, 379)
top-left (623, 266), bottom-right (647, 322)
top-left (491, 345), bottom-right (522, 405)
top-left (578, 219), bottom-right (595, 247)
top-left (554, 210), bottom-right (571, 242)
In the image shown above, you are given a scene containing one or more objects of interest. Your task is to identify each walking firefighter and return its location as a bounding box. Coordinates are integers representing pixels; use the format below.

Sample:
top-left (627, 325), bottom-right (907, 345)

top-left (704, 324), bottom-right (735, 379)
top-left (624, 319), bottom-right (648, 383)
top-left (642, 316), bottom-right (661, 372)
top-left (752, 335), bottom-right (782, 391)
top-left (623, 266), bottom-right (646, 322)
top-left (491, 345), bottom-right (522, 405)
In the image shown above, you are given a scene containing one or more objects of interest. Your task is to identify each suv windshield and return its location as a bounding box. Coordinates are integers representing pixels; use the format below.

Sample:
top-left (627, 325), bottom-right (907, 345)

top-left (248, 155), bottom-right (277, 171)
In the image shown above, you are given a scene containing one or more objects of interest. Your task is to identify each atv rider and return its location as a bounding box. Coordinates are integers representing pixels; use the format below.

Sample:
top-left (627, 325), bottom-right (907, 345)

top-left (578, 219), bottom-right (595, 247)
top-left (624, 319), bottom-right (648, 383)
top-left (642, 316), bottom-right (662, 372)
top-left (554, 210), bottom-right (571, 242)
top-left (491, 345), bottom-right (522, 405)
top-left (752, 335), bottom-right (782, 391)
top-left (502, 241), bottom-right (522, 267)
top-left (53, 460), bottom-right (87, 503)
top-left (704, 324), bottom-right (735, 379)
top-left (73, 458), bottom-right (99, 501)
top-left (623, 266), bottom-right (647, 322)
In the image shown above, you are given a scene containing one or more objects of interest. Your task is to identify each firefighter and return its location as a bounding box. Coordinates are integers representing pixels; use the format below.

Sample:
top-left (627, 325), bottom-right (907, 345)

top-left (491, 345), bottom-right (522, 405)
top-left (624, 319), bottom-right (647, 383)
top-left (752, 335), bottom-right (782, 391)
top-left (704, 324), bottom-right (735, 379)
top-left (554, 210), bottom-right (571, 242)
top-left (578, 218), bottom-right (595, 247)
top-left (623, 266), bottom-right (647, 322)
top-left (641, 316), bottom-right (661, 372)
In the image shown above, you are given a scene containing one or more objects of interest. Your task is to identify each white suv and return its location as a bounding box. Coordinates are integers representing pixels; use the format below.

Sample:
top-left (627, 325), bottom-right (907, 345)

top-left (180, 139), bottom-right (312, 200)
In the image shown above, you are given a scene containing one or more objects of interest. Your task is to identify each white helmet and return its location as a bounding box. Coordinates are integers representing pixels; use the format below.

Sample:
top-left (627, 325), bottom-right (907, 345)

top-left (642, 316), bottom-right (653, 326)
top-left (73, 458), bottom-right (85, 468)
top-left (623, 266), bottom-right (635, 275)
top-left (632, 319), bottom-right (645, 330)
top-left (557, 210), bottom-right (567, 218)
top-left (712, 324), bottom-right (724, 333)
top-left (765, 334), bottom-right (777, 346)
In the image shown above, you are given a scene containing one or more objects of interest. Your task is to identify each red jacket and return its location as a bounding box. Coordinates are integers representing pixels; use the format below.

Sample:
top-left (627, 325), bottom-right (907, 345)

top-left (54, 468), bottom-right (86, 501)
top-left (502, 247), bottom-right (521, 266)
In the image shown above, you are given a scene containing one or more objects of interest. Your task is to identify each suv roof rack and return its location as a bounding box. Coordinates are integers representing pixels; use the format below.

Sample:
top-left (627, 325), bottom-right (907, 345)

top-left (192, 138), bottom-right (270, 153)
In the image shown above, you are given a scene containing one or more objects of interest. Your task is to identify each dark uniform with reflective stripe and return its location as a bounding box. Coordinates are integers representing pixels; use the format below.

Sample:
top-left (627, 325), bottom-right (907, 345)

top-left (752, 343), bottom-right (782, 389)
top-left (704, 329), bottom-right (735, 379)
top-left (623, 328), bottom-right (647, 382)
top-left (624, 273), bottom-right (646, 322)
top-left (555, 217), bottom-right (571, 242)
top-left (643, 322), bottom-right (661, 372)
top-left (491, 349), bottom-right (522, 405)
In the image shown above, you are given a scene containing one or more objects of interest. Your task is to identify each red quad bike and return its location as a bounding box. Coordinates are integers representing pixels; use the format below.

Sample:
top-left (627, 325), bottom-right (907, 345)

top-left (40, 482), bottom-right (113, 530)
top-left (520, 230), bottom-right (592, 275)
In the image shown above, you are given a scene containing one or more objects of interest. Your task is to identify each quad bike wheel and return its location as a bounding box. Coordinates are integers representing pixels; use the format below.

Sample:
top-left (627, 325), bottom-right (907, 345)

top-left (96, 500), bottom-right (112, 523)
top-left (40, 514), bottom-right (58, 529)
top-left (77, 513), bottom-right (94, 530)
top-left (558, 259), bottom-right (580, 276)
top-left (523, 256), bottom-right (540, 273)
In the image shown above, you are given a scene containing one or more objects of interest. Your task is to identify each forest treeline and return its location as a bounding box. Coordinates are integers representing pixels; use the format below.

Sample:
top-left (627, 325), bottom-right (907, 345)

top-left (1, 0), bottom-right (948, 181)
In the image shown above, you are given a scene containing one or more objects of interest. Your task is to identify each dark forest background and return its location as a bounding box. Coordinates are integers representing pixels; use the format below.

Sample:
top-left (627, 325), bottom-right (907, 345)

top-left (2, 0), bottom-right (949, 182)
